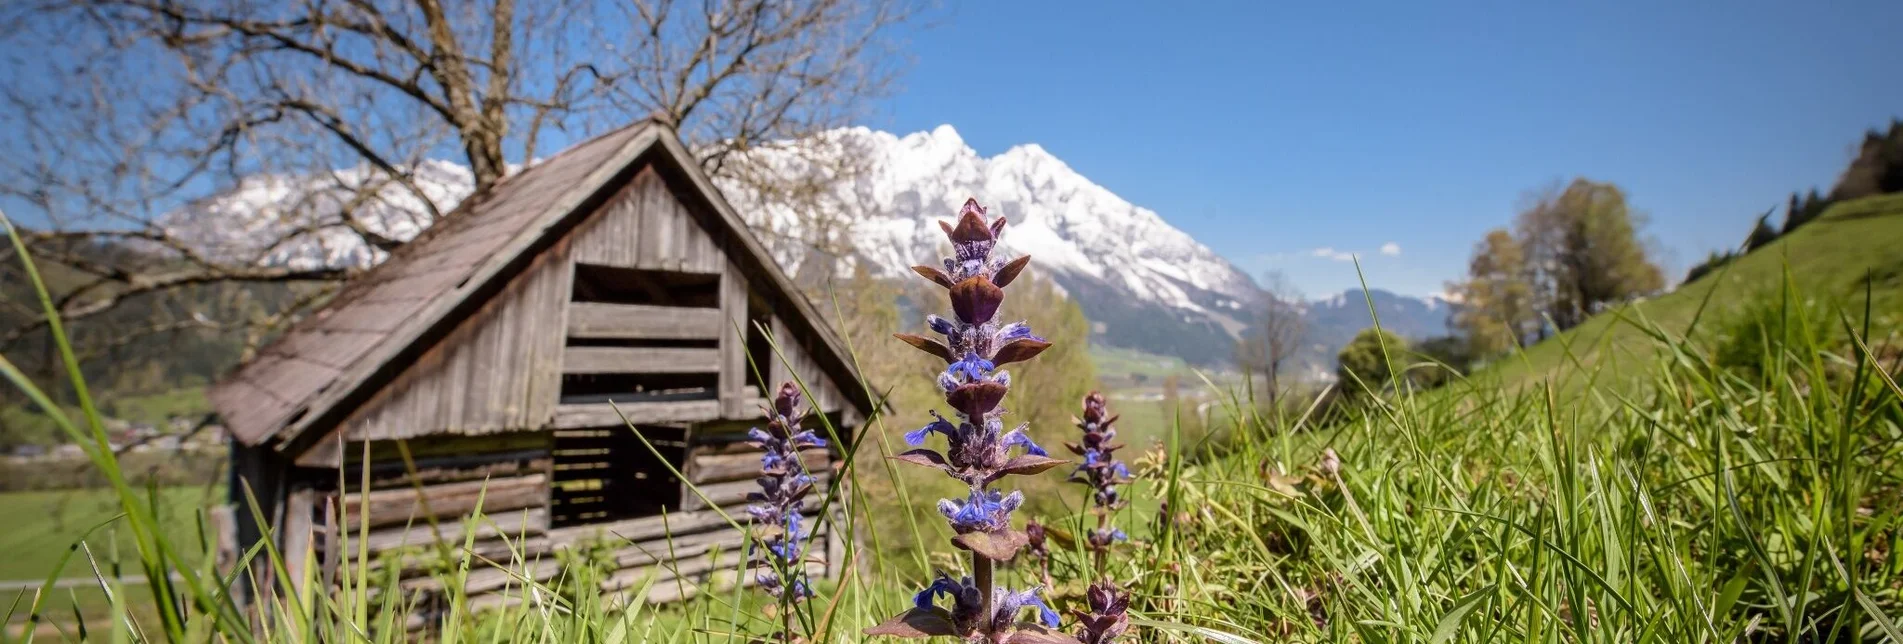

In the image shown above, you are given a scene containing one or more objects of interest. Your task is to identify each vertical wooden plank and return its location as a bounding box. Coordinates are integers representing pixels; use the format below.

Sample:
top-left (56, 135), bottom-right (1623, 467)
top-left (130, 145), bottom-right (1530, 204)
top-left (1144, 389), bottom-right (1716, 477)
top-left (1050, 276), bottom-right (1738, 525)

top-left (825, 466), bottom-right (848, 580)
top-left (527, 251), bottom-right (574, 427)
top-left (720, 265), bottom-right (751, 418)
top-left (768, 316), bottom-right (793, 392)
top-left (281, 488), bottom-right (315, 596)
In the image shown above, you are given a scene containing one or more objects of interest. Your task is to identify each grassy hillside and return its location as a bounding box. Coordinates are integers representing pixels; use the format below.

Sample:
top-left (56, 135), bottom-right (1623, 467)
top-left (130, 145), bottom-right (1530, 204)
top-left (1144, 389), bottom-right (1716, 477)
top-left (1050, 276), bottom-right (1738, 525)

top-left (1489, 192), bottom-right (1903, 391)
top-left (0, 486), bottom-right (217, 580)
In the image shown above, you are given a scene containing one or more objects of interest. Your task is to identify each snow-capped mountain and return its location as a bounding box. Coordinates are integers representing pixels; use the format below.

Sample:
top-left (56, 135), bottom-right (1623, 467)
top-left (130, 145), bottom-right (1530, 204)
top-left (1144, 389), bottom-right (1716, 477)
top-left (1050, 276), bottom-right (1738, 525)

top-left (162, 124), bottom-right (1265, 363)
top-left (716, 125), bottom-right (1263, 364)
top-left (1303, 288), bottom-right (1457, 349)
top-left (160, 124), bottom-right (1456, 367)
top-left (163, 160), bottom-right (474, 270)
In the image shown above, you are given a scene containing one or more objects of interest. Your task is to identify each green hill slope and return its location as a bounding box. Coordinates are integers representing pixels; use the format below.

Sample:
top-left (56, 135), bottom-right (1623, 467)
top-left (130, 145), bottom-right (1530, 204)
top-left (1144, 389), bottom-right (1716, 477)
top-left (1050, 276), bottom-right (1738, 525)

top-left (1488, 192), bottom-right (1903, 390)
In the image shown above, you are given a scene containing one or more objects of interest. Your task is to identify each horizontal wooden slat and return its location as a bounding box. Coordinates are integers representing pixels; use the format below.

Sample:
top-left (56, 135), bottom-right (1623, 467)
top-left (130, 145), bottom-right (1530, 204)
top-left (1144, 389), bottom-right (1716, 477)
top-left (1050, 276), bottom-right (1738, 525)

top-left (689, 447), bottom-right (830, 485)
top-left (346, 433), bottom-right (552, 465)
top-left (597, 527), bottom-right (829, 592)
top-left (547, 495), bottom-right (822, 547)
top-left (565, 302), bottom-right (722, 340)
top-left (341, 474), bottom-right (548, 531)
top-left (409, 524), bottom-right (770, 596)
top-left (448, 560), bottom-right (824, 625)
top-left (561, 346), bottom-right (719, 374)
top-left (681, 472), bottom-right (831, 512)
top-left (358, 455), bottom-right (551, 489)
top-left (550, 400), bottom-right (721, 428)
top-left (370, 536), bottom-right (553, 576)
top-left (349, 507), bottom-right (549, 558)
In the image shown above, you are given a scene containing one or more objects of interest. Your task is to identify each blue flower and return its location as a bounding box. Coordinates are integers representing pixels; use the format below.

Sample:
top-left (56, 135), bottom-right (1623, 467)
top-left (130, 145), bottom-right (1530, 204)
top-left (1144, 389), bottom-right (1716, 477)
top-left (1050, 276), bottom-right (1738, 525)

top-left (909, 575), bottom-right (1056, 634)
top-left (758, 570), bottom-right (813, 600)
top-left (927, 314), bottom-right (957, 336)
top-left (905, 412), bottom-right (958, 446)
top-left (994, 321), bottom-right (1042, 343)
top-left (947, 352), bottom-right (995, 381)
top-left (747, 427), bottom-right (776, 446)
top-left (913, 575), bottom-right (971, 610)
top-left (789, 429), bottom-right (827, 449)
top-left (937, 488), bottom-right (1023, 534)
top-left (767, 537), bottom-right (801, 561)
top-left (1000, 424), bottom-right (1049, 457)
top-left (995, 588), bottom-right (1062, 629)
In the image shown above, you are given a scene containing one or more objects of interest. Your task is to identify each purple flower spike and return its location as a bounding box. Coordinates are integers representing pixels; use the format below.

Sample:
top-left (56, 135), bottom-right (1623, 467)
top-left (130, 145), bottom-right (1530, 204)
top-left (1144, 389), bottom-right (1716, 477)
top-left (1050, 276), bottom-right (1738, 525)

top-left (1076, 580), bottom-right (1133, 644)
top-left (747, 383), bottom-right (826, 604)
top-left (871, 198), bottom-right (1078, 643)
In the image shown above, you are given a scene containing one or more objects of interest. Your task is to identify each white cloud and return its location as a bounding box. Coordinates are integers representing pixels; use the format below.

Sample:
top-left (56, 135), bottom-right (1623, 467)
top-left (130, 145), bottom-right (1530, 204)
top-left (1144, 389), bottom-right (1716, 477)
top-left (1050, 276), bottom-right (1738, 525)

top-left (1379, 242), bottom-right (1401, 256)
top-left (1309, 247), bottom-right (1355, 262)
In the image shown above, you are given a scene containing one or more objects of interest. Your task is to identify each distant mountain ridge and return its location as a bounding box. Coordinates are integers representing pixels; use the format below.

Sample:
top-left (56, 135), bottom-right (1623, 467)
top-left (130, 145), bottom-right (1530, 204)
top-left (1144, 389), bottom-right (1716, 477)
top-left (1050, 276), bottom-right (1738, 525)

top-left (1297, 288), bottom-right (1458, 376)
top-left (160, 124), bottom-right (1455, 369)
top-left (715, 125), bottom-right (1266, 364)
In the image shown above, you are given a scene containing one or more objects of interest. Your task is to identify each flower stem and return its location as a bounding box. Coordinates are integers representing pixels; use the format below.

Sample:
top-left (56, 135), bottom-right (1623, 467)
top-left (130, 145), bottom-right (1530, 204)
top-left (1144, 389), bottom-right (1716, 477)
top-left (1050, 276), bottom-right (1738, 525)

top-left (1093, 509), bottom-right (1110, 575)
top-left (973, 549), bottom-right (994, 637)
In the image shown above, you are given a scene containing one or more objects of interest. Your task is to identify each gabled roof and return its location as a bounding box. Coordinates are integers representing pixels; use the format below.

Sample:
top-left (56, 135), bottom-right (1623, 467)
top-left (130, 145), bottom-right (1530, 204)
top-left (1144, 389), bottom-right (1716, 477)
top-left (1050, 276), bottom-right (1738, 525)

top-left (210, 122), bottom-right (875, 449)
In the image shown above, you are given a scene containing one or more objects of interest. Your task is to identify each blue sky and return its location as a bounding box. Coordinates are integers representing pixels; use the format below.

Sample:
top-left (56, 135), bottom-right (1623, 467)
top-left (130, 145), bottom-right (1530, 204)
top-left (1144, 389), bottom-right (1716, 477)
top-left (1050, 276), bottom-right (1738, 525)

top-left (865, 1), bottom-right (1903, 299)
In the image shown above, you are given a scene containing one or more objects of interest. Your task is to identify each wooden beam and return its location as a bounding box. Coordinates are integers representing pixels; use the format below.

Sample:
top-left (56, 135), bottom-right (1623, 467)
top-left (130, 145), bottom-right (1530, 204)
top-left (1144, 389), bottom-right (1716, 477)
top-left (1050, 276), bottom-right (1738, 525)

top-left (547, 495), bottom-right (820, 547)
top-left (550, 400), bottom-right (721, 428)
top-left (565, 303), bottom-right (721, 340)
top-left (348, 507), bottom-right (549, 558)
top-left (281, 488), bottom-right (315, 597)
top-left (340, 474), bottom-right (548, 531)
top-left (680, 473), bottom-right (830, 512)
top-left (561, 346), bottom-right (720, 374)
top-left (356, 455), bottom-right (552, 490)
top-left (369, 535), bottom-right (553, 577)
top-left (688, 447), bottom-right (830, 485)
top-left (718, 267), bottom-right (751, 418)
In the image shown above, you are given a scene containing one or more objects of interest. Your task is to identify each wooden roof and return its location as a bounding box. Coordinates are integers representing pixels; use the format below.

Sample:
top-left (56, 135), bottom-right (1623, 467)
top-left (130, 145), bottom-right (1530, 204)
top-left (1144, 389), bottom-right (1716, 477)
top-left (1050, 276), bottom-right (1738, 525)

top-left (210, 122), bottom-right (875, 449)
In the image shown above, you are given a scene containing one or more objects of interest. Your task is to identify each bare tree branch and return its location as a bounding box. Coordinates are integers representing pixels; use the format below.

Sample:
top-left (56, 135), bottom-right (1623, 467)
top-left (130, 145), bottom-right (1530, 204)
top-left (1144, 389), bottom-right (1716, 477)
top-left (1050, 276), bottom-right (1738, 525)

top-left (0, 0), bottom-right (923, 408)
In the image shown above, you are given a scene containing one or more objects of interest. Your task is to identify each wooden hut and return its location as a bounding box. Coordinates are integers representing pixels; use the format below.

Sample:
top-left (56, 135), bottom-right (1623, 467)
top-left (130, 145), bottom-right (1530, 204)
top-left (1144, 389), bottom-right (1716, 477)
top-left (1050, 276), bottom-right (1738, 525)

top-left (209, 121), bottom-right (873, 614)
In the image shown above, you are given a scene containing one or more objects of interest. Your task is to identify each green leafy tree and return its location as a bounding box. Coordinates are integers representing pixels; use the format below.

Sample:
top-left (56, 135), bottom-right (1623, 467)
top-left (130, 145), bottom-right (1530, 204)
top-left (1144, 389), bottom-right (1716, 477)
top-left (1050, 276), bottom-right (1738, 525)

top-left (1408, 335), bottom-right (1474, 389)
top-left (1001, 274), bottom-right (1096, 451)
top-left (1335, 327), bottom-right (1405, 397)
top-left (1449, 228), bottom-right (1534, 357)
top-left (1514, 178), bottom-right (1665, 331)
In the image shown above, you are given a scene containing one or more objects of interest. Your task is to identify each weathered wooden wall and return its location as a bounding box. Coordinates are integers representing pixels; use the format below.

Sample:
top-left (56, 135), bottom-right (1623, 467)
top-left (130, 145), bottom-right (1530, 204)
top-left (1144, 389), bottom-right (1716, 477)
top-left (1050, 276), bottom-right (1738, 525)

top-left (294, 243), bottom-right (574, 467)
top-left (321, 428), bottom-right (844, 628)
top-left (768, 317), bottom-right (851, 418)
top-left (261, 157), bottom-right (869, 623)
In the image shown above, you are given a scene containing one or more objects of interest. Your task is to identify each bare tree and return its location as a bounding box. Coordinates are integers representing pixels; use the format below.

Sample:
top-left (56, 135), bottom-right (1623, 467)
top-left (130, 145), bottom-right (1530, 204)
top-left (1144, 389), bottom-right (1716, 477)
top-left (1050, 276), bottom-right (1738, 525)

top-left (0, 0), bottom-right (920, 359)
top-left (1234, 270), bottom-right (1305, 406)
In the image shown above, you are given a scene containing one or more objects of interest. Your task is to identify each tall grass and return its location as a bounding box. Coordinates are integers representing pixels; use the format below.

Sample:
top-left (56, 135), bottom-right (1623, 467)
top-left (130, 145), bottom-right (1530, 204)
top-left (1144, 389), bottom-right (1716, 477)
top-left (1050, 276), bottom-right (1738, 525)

top-left (4, 207), bottom-right (1900, 642)
top-left (1144, 279), bottom-right (1903, 641)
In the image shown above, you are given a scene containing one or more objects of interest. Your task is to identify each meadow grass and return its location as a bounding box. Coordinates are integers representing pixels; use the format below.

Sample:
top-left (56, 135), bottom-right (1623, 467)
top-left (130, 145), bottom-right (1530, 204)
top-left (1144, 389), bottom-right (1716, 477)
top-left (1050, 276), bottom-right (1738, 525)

top-left (2, 211), bottom-right (1900, 642)
top-left (0, 487), bottom-right (217, 580)
top-left (1492, 192), bottom-right (1903, 394)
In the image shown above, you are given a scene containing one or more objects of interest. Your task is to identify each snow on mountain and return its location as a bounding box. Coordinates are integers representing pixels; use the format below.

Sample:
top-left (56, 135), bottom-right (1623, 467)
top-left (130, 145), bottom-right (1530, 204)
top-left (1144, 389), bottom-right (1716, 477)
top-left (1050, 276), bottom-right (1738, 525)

top-left (162, 160), bottom-right (475, 270)
top-left (716, 125), bottom-right (1264, 363)
top-left (162, 125), bottom-right (1460, 367)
